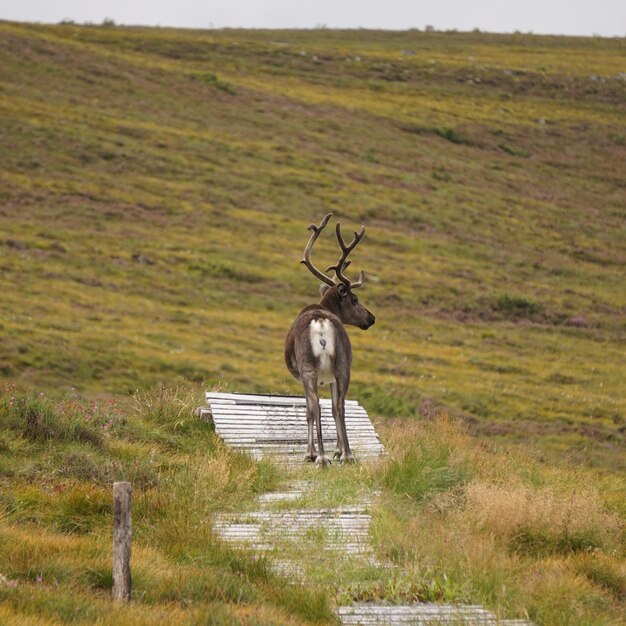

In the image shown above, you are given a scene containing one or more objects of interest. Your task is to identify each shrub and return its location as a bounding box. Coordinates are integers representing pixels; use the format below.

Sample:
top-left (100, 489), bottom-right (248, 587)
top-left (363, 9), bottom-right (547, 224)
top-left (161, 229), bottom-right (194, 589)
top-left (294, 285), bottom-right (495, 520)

top-left (494, 294), bottom-right (542, 319)
top-left (434, 127), bottom-right (472, 145)
top-left (189, 72), bottom-right (236, 94)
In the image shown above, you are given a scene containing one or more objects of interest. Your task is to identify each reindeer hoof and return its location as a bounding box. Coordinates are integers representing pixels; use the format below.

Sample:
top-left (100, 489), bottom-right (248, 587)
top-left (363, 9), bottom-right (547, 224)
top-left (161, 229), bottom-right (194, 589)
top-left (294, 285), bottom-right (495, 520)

top-left (333, 450), bottom-right (342, 460)
top-left (340, 453), bottom-right (356, 464)
top-left (315, 455), bottom-right (331, 468)
top-left (303, 453), bottom-right (318, 463)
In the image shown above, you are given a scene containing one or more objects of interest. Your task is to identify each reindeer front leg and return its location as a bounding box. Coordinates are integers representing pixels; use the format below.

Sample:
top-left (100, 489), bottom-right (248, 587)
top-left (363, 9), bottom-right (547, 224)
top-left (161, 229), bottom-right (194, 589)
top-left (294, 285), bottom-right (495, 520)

top-left (330, 382), bottom-right (345, 460)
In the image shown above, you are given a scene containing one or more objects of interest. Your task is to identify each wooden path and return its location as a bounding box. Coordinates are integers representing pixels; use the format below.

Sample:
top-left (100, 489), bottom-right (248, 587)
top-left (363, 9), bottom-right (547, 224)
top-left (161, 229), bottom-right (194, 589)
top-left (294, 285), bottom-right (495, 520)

top-left (200, 393), bottom-right (532, 625)
top-left (199, 392), bottom-right (385, 463)
top-left (338, 604), bottom-right (532, 625)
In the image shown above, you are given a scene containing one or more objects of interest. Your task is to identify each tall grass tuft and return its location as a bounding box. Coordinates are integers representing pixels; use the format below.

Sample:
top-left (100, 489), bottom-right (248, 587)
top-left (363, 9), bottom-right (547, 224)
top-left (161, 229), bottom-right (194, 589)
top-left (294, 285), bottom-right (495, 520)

top-left (382, 415), bottom-right (471, 502)
top-left (0, 389), bottom-right (102, 447)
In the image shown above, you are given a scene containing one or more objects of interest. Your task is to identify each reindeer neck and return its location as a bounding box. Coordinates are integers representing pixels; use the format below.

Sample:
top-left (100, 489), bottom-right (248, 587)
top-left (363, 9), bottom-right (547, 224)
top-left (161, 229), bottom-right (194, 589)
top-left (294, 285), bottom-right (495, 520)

top-left (319, 290), bottom-right (342, 318)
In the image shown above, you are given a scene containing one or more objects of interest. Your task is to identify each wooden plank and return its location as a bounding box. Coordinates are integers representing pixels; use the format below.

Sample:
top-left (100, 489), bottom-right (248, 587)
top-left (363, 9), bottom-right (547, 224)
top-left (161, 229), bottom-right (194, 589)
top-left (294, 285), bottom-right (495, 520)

top-left (336, 603), bottom-right (533, 625)
top-left (210, 416), bottom-right (375, 424)
top-left (206, 392), bottom-right (360, 406)
top-left (209, 411), bottom-right (371, 420)
top-left (234, 441), bottom-right (383, 448)
top-left (208, 403), bottom-right (365, 410)
top-left (212, 406), bottom-right (358, 416)
top-left (218, 443), bottom-right (382, 450)
top-left (214, 428), bottom-right (378, 436)
top-left (207, 399), bottom-right (362, 409)
top-left (217, 439), bottom-right (381, 446)
top-left (214, 429), bottom-right (380, 438)
top-left (213, 426), bottom-right (378, 435)
top-left (212, 428), bottom-right (382, 438)
top-left (214, 416), bottom-right (368, 426)
top-left (212, 422), bottom-right (378, 432)
top-left (217, 441), bottom-right (383, 449)
top-left (205, 405), bottom-right (369, 421)
top-left (211, 416), bottom-right (376, 425)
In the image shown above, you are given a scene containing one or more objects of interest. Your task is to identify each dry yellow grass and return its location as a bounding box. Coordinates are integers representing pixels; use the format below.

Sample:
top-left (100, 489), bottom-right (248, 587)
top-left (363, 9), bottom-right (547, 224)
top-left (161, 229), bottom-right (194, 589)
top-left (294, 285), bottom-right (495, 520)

top-left (464, 482), bottom-right (621, 552)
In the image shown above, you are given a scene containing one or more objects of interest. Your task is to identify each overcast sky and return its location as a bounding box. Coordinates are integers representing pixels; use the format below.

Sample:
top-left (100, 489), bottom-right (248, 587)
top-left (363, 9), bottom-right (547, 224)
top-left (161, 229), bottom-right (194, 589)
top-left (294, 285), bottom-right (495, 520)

top-left (1, 0), bottom-right (625, 37)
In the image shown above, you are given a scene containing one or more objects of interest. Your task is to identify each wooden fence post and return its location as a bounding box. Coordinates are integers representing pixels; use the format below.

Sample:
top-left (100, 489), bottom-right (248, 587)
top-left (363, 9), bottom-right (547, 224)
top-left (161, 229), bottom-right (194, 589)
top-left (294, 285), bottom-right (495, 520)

top-left (112, 481), bottom-right (131, 602)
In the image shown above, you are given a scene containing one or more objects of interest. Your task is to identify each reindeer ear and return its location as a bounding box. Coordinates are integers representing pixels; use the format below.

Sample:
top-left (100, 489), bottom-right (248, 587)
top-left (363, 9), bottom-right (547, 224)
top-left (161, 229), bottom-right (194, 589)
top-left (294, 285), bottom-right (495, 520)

top-left (319, 284), bottom-right (331, 297)
top-left (337, 283), bottom-right (348, 298)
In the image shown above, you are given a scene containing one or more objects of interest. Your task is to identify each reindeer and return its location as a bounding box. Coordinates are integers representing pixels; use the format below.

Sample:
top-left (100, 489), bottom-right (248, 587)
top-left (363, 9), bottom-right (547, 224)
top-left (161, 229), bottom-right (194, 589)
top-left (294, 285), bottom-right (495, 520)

top-left (284, 213), bottom-right (375, 466)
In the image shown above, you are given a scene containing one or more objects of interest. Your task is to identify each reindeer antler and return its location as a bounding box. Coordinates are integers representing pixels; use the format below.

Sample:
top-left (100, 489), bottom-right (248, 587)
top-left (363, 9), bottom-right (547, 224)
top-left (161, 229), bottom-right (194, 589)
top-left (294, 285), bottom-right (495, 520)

top-left (300, 212), bottom-right (336, 287)
top-left (327, 222), bottom-right (366, 289)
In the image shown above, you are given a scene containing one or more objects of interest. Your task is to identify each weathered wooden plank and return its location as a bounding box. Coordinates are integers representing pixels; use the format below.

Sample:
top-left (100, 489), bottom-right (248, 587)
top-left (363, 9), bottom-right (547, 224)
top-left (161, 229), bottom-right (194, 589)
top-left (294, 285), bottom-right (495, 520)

top-left (215, 427), bottom-right (377, 436)
top-left (213, 425), bottom-right (374, 432)
top-left (209, 414), bottom-right (377, 426)
top-left (231, 445), bottom-right (384, 453)
top-left (214, 430), bottom-right (379, 438)
top-left (207, 398), bottom-right (360, 410)
top-left (218, 440), bottom-right (381, 448)
top-left (219, 440), bottom-right (382, 447)
top-left (212, 421), bottom-right (376, 429)
top-left (210, 411), bottom-right (371, 417)
top-left (210, 413), bottom-right (371, 421)
top-left (206, 409), bottom-right (371, 419)
top-left (206, 392), bottom-right (360, 406)
top-left (233, 442), bottom-right (383, 448)
top-left (213, 425), bottom-right (379, 434)
top-left (213, 425), bottom-right (377, 432)
top-left (218, 445), bottom-right (384, 454)
top-left (336, 603), bottom-right (533, 625)
top-left (209, 401), bottom-right (365, 411)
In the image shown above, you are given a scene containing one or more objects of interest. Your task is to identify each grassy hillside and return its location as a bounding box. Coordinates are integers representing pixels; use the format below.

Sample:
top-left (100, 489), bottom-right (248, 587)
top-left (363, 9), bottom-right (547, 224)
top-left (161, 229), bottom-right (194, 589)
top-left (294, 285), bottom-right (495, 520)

top-left (0, 22), bottom-right (624, 471)
top-left (0, 387), bottom-right (624, 625)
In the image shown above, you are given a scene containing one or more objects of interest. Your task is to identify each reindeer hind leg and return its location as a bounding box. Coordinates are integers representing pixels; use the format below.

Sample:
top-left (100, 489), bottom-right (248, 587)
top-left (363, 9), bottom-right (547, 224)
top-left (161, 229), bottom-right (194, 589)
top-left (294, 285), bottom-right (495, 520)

top-left (302, 376), bottom-right (330, 467)
top-left (302, 374), bottom-right (318, 462)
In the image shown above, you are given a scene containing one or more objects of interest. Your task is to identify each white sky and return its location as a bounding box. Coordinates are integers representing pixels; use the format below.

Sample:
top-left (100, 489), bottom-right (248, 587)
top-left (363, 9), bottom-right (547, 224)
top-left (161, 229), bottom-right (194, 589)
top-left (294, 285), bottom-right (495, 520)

top-left (1, 0), bottom-right (625, 37)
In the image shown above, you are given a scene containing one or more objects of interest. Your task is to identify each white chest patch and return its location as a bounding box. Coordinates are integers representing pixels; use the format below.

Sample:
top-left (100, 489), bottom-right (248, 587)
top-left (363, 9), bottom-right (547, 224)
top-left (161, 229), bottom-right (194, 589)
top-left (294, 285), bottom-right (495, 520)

top-left (309, 319), bottom-right (336, 386)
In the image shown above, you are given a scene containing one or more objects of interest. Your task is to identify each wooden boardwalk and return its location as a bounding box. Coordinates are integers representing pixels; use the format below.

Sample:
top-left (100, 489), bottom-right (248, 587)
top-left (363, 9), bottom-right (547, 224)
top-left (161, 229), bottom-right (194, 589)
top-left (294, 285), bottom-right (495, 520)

top-left (200, 392), bottom-right (532, 625)
top-left (338, 604), bottom-right (532, 625)
top-left (200, 392), bottom-right (385, 463)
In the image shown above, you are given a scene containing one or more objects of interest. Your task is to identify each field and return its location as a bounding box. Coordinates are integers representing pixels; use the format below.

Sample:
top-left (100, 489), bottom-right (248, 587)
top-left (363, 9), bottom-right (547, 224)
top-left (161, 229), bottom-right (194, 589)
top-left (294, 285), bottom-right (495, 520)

top-left (0, 20), bottom-right (625, 625)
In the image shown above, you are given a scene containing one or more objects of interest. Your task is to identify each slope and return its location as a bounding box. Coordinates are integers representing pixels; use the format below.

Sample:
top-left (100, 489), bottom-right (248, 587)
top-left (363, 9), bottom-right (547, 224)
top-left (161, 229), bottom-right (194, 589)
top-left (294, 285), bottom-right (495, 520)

top-left (0, 22), bottom-right (625, 471)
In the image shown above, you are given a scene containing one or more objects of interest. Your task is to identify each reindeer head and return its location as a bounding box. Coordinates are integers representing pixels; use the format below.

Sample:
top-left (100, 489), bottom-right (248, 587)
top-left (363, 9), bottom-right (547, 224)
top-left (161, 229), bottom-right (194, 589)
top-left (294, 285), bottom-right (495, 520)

top-left (300, 213), bottom-right (375, 330)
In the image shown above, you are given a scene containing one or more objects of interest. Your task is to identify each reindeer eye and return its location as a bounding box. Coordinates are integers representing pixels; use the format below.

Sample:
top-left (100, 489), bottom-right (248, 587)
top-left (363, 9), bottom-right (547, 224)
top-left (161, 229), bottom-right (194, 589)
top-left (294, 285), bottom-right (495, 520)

top-left (352, 295), bottom-right (359, 305)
